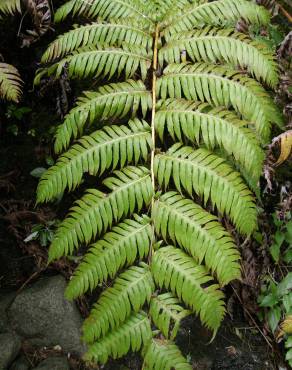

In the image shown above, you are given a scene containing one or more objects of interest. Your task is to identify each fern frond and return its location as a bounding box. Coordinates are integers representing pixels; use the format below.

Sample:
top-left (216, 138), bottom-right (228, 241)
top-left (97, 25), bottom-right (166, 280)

top-left (157, 63), bottom-right (283, 142)
top-left (152, 246), bottom-right (225, 331)
top-left (0, 63), bottom-right (23, 102)
top-left (153, 192), bottom-right (241, 285)
top-left (159, 27), bottom-right (279, 88)
top-left (162, 0), bottom-right (270, 39)
top-left (65, 215), bottom-right (152, 299)
top-left (149, 293), bottom-right (191, 340)
top-left (143, 339), bottom-right (192, 370)
top-left (155, 99), bottom-right (264, 181)
top-left (0, 0), bottom-right (21, 16)
top-left (154, 144), bottom-right (257, 235)
top-left (47, 166), bottom-right (152, 261)
top-left (42, 20), bottom-right (153, 63)
top-left (34, 44), bottom-right (152, 85)
top-left (84, 311), bottom-right (152, 364)
top-left (83, 264), bottom-right (154, 343)
top-left (54, 0), bottom-right (154, 24)
top-left (54, 80), bottom-right (152, 153)
top-left (151, 0), bottom-right (206, 22)
top-left (37, 119), bottom-right (152, 203)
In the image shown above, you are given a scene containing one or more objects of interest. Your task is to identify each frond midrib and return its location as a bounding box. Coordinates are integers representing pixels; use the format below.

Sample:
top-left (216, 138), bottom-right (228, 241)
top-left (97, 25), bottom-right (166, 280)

top-left (42, 22), bottom-right (153, 62)
top-left (155, 198), bottom-right (231, 255)
top-left (151, 295), bottom-right (189, 321)
top-left (48, 170), bottom-right (151, 258)
top-left (105, 0), bottom-right (154, 23)
top-left (156, 248), bottom-right (210, 290)
top-left (77, 88), bottom-right (149, 106)
top-left (63, 47), bottom-right (152, 62)
top-left (60, 130), bottom-right (150, 167)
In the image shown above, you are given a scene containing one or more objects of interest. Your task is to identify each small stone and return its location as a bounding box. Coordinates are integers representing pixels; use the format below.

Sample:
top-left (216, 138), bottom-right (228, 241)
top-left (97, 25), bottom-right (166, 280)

top-left (33, 356), bottom-right (69, 370)
top-left (0, 332), bottom-right (21, 369)
top-left (8, 275), bottom-right (86, 355)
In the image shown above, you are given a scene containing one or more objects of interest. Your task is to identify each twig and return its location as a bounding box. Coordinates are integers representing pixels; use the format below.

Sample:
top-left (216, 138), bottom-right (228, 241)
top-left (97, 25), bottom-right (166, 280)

top-left (17, 10), bottom-right (28, 36)
top-left (279, 4), bottom-right (292, 23)
top-left (231, 284), bottom-right (273, 349)
top-left (16, 270), bottom-right (43, 295)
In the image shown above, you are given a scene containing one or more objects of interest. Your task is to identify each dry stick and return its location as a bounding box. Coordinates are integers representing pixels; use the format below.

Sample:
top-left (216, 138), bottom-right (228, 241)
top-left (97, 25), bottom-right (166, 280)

top-left (148, 25), bottom-right (159, 263)
top-left (279, 4), bottom-right (292, 23)
top-left (231, 285), bottom-right (273, 349)
top-left (17, 10), bottom-right (28, 36)
top-left (16, 270), bottom-right (43, 295)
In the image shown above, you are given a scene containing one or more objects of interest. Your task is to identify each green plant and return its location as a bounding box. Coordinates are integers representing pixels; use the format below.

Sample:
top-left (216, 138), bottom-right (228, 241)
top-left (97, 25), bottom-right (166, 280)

top-left (0, 1), bottom-right (23, 103)
top-left (0, 0), bottom-right (21, 16)
top-left (258, 212), bottom-right (292, 367)
top-left (269, 213), bottom-right (292, 264)
top-left (258, 272), bottom-right (292, 367)
top-left (35, 0), bottom-right (282, 367)
top-left (5, 104), bottom-right (32, 135)
top-left (24, 220), bottom-right (60, 247)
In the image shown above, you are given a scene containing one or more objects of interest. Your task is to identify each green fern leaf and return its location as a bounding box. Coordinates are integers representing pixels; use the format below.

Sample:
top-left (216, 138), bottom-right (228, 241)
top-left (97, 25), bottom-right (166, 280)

top-left (42, 20), bottom-right (153, 63)
top-left (162, 0), bottom-right (270, 39)
top-left (54, 80), bottom-right (152, 153)
top-left (159, 27), bottom-right (279, 88)
top-left (0, 63), bottom-right (23, 102)
top-left (157, 62), bottom-right (283, 142)
top-left (153, 192), bottom-right (241, 285)
top-left (83, 264), bottom-right (154, 343)
top-left (48, 166), bottom-right (153, 261)
top-left (151, 0), bottom-right (206, 22)
top-left (154, 144), bottom-right (257, 235)
top-left (54, 0), bottom-right (154, 24)
top-left (84, 311), bottom-right (152, 364)
top-left (152, 246), bottom-right (225, 331)
top-left (149, 293), bottom-right (191, 340)
top-left (34, 44), bottom-right (152, 85)
top-left (65, 214), bottom-right (152, 299)
top-left (0, 0), bottom-right (21, 16)
top-left (37, 119), bottom-right (152, 203)
top-left (155, 99), bottom-right (264, 181)
top-left (34, 0), bottom-right (282, 366)
top-left (143, 339), bottom-right (192, 370)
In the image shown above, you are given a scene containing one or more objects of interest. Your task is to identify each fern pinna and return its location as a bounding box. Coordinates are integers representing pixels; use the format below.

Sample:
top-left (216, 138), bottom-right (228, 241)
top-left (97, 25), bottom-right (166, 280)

top-left (35, 0), bottom-right (282, 368)
top-left (0, 1), bottom-right (23, 102)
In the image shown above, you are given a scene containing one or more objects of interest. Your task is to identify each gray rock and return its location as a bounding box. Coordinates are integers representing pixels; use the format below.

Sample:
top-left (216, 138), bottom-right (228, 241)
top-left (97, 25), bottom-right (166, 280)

top-left (0, 332), bottom-right (21, 369)
top-left (9, 355), bottom-right (30, 370)
top-left (0, 292), bottom-right (15, 333)
top-left (33, 357), bottom-right (69, 370)
top-left (8, 275), bottom-right (86, 355)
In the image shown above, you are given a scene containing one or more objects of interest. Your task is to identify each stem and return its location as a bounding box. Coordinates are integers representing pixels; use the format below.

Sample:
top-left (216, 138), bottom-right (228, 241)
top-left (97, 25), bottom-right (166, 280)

top-left (279, 4), bottom-right (292, 23)
top-left (149, 25), bottom-right (159, 262)
top-left (151, 25), bottom-right (159, 190)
